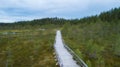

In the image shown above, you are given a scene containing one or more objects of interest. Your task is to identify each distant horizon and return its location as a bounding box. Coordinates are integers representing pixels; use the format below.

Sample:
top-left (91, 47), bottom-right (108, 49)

top-left (0, 0), bottom-right (120, 23)
top-left (0, 7), bottom-right (119, 23)
top-left (0, 7), bottom-right (118, 23)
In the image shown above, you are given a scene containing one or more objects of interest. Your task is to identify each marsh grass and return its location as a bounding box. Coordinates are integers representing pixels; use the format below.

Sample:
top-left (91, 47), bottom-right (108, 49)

top-left (0, 29), bottom-right (57, 67)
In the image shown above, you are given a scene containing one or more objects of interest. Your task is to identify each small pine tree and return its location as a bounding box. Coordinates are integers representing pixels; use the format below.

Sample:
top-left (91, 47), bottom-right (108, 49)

top-left (86, 60), bottom-right (92, 67)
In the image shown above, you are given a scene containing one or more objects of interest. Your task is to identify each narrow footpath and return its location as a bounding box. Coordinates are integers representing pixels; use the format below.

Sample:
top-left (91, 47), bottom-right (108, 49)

top-left (54, 30), bottom-right (80, 67)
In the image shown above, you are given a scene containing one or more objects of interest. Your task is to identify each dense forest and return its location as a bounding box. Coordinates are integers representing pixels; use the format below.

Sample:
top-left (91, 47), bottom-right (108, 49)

top-left (0, 7), bottom-right (120, 67)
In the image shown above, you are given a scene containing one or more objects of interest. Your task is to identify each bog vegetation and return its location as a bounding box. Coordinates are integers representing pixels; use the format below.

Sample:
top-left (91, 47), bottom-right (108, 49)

top-left (0, 7), bottom-right (120, 67)
top-left (0, 29), bottom-right (57, 67)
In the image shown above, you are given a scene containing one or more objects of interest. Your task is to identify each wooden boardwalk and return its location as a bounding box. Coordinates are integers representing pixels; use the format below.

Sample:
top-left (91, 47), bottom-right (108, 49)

top-left (54, 30), bottom-right (80, 67)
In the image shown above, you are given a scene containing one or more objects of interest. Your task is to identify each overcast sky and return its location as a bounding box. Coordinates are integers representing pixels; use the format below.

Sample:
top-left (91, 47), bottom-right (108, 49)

top-left (0, 0), bottom-right (120, 22)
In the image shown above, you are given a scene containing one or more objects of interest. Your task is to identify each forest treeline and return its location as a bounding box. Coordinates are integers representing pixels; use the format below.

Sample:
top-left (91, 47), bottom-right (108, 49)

top-left (0, 7), bottom-right (120, 29)
top-left (62, 7), bottom-right (120, 67)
